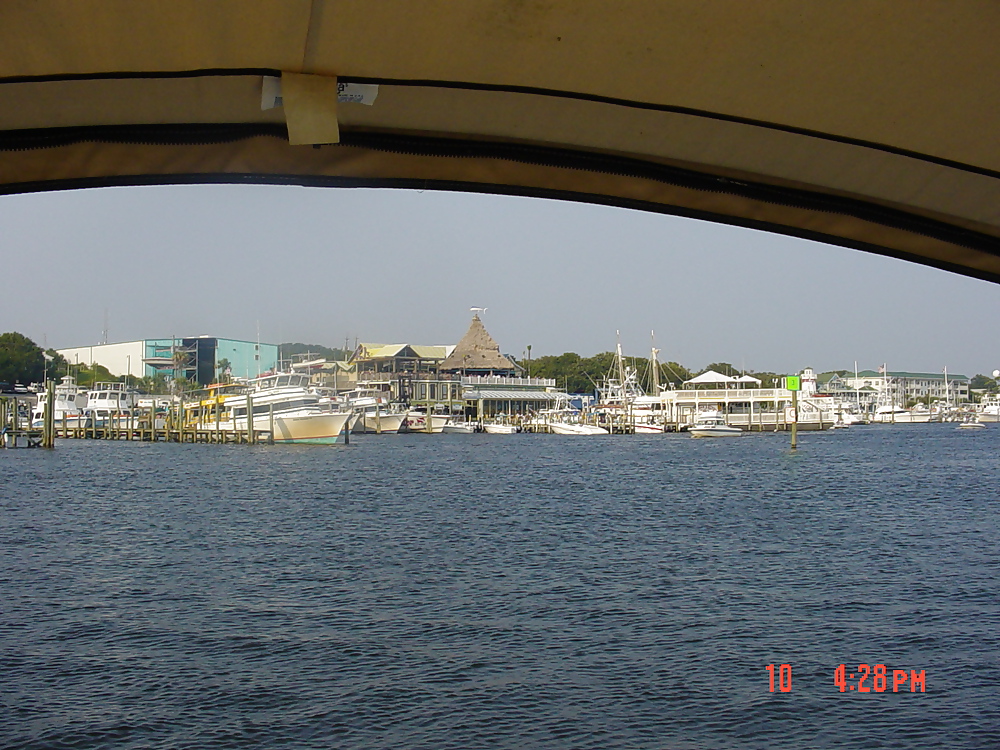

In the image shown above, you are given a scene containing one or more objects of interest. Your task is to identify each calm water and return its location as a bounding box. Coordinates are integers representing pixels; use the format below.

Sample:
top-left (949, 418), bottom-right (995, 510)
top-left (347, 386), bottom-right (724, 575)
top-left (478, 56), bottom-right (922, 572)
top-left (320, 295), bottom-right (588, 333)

top-left (2, 425), bottom-right (998, 749)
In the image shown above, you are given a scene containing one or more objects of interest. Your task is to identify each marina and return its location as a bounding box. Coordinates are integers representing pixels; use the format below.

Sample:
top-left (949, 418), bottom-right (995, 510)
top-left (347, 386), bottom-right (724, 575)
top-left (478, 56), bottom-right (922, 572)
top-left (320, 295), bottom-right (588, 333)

top-left (3, 10), bottom-right (999, 748)
top-left (3, 313), bottom-right (993, 450)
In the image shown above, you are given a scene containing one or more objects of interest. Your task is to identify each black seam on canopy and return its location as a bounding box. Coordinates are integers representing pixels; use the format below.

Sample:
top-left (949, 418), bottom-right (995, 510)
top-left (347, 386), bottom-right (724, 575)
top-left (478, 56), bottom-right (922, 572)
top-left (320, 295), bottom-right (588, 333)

top-left (1, 69), bottom-right (997, 181)
top-left (0, 123), bottom-right (998, 272)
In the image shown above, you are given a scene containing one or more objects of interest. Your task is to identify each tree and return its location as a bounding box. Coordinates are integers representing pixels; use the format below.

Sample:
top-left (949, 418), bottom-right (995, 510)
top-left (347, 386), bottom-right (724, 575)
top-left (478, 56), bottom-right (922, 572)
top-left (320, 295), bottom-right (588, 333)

top-left (77, 362), bottom-right (115, 388)
top-left (700, 362), bottom-right (738, 377)
top-left (280, 342), bottom-right (352, 361)
top-left (0, 332), bottom-right (45, 384)
top-left (44, 349), bottom-right (70, 380)
top-left (970, 374), bottom-right (998, 394)
top-left (659, 361), bottom-right (692, 387)
top-left (132, 372), bottom-right (171, 395)
top-left (216, 358), bottom-right (232, 383)
top-left (751, 372), bottom-right (783, 388)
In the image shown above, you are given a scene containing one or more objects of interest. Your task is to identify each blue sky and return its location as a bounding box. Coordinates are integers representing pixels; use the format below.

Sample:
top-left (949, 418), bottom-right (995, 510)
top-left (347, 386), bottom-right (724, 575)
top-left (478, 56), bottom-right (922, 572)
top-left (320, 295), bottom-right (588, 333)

top-left (3, 183), bottom-right (998, 377)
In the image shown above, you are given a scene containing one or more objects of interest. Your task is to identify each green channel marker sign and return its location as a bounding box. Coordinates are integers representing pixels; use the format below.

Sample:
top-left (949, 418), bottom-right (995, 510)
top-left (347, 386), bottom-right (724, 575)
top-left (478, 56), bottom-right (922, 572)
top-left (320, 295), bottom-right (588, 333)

top-left (785, 376), bottom-right (801, 391)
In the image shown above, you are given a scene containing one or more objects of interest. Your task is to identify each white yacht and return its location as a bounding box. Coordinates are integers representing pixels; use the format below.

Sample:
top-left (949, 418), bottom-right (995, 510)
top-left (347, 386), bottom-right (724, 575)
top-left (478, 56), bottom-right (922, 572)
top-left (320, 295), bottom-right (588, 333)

top-left (534, 408), bottom-right (609, 435)
top-left (30, 376), bottom-right (88, 427)
top-left (208, 373), bottom-right (353, 444)
top-left (872, 405), bottom-right (932, 424)
top-left (688, 411), bottom-right (742, 438)
top-left (341, 387), bottom-right (408, 434)
top-left (402, 406), bottom-right (452, 433)
top-left (976, 394), bottom-right (1000, 423)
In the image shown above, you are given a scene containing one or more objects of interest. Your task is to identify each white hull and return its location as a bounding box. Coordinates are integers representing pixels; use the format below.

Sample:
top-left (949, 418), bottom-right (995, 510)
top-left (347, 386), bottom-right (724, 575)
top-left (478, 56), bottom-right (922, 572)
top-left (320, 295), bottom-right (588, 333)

top-left (633, 422), bottom-right (664, 434)
top-left (355, 412), bottom-right (407, 434)
top-left (483, 423), bottom-right (518, 434)
top-left (403, 413), bottom-right (451, 433)
top-left (689, 412), bottom-right (742, 437)
top-left (441, 422), bottom-right (477, 434)
top-left (210, 410), bottom-right (352, 444)
top-left (32, 413), bottom-right (89, 429)
top-left (689, 426), bottom-right (742, 437)
top-left (548, 421), bottom-right (609, 435)
top-left (873, 409), bottom-right (931, 424)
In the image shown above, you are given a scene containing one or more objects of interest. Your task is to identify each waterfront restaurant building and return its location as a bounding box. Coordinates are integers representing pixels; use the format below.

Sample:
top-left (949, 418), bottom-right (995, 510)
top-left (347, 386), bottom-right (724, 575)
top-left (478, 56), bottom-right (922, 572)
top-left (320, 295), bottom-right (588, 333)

top-left (352, 343), bottom-right (455, 376)
top-left (57, 336), bottom-right (279, 386)
top-left (441, 312), bottom-right (569, 418)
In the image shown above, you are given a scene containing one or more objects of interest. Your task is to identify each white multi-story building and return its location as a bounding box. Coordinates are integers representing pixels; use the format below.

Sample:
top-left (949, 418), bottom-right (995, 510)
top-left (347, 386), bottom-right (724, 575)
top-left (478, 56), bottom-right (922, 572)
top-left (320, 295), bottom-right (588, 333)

top-left (841, 369), bottom-right (969, 405)
top-left (57, 336), bottom-right (279, 386)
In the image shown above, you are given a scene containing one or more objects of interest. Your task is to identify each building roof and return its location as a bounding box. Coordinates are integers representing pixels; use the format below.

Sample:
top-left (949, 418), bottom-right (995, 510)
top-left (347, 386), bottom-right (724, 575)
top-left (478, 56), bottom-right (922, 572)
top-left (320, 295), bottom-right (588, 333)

top-left (356, 343), bottom-right (453, 360)
top-left (853, 370), bottom-right (969, 380)
top-left (440, 315), bottom-right (517, 373)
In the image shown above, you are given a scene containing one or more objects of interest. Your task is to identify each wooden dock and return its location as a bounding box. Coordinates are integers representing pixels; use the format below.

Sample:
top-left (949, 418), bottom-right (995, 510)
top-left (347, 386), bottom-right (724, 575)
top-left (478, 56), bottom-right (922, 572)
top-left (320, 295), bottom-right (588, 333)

top-left (2, 390), bottom-right (276, 447)
top-left (52, 423), bottom-right (273, 443)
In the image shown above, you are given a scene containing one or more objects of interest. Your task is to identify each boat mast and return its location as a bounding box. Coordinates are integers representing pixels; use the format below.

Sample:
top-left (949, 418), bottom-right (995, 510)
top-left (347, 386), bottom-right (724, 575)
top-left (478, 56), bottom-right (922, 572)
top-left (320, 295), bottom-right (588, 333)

top-left (649, 331), bottom-right (660, 395)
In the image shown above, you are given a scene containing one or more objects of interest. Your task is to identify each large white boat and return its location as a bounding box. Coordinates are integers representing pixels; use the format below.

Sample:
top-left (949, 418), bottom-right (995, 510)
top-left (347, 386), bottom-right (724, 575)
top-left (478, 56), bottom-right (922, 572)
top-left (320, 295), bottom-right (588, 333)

top-left (82, 381), bottom-right (137, 426)
top-left (403, 407), bottom-right (452, 433)
top-left (872, 405), bottom-right (932, 424)
top-left (534, 408), bottom-right (609, 435)
top-left (341, 387), bottom-right (408, 434)
top-left (688, 411), bottom-right (742, 438)
top-left (976, 394), bottom-right (1000, 423)
top-left (205, 373), bottom-right (352, 444)
top-left (30, 376), bottom-right (88, 427)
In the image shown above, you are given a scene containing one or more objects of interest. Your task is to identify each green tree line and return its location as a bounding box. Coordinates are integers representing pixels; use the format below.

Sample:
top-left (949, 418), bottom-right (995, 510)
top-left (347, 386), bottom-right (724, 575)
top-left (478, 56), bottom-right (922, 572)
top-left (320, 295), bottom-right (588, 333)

top-left (6, 331), bottom-right (999, 397)
top-left (524, 352), bottom-right (788, 394)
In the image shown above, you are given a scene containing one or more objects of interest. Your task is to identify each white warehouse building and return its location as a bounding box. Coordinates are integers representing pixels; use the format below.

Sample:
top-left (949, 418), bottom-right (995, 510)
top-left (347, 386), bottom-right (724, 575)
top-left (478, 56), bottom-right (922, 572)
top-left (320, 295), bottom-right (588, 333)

top-left (57, 336), bottom-right (279, 386)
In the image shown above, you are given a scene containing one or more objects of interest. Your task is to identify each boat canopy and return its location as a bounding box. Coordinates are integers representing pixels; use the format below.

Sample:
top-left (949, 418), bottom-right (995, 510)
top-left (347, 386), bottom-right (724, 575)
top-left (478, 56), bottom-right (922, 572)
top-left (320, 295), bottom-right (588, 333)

top-left (3, 2), bottom-right (1000, 282)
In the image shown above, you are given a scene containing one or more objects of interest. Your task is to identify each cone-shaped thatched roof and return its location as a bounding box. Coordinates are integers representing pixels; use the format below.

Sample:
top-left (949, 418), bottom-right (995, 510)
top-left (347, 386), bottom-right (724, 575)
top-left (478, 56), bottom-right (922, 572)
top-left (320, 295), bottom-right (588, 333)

top-left (440, 315), bottom-right (517, 374)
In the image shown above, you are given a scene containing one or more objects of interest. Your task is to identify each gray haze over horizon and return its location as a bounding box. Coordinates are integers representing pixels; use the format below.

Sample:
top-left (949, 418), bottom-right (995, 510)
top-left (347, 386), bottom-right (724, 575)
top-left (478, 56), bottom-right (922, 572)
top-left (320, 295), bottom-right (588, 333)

top-left (3, 183), bottom-right (998, 378)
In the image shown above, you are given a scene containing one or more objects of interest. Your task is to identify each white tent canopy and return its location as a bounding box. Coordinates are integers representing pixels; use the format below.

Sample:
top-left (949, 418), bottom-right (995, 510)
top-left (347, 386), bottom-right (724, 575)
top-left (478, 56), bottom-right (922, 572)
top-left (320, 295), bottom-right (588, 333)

top-left (734, 375), bottom-right (763, 385)
top-left (684, 370), bottom-right (736, 385)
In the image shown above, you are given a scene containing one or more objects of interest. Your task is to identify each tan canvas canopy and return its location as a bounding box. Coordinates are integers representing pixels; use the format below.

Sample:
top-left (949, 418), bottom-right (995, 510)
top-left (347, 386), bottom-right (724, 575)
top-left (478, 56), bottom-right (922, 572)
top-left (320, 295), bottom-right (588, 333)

top-left (3, 2), bottom-right (1000, 282)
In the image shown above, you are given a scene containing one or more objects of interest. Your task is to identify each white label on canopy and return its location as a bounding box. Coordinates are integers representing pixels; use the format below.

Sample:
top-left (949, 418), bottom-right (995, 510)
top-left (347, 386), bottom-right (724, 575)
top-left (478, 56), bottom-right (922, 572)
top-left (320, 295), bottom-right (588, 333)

top-left (261, 77), bottom-right (378, 110)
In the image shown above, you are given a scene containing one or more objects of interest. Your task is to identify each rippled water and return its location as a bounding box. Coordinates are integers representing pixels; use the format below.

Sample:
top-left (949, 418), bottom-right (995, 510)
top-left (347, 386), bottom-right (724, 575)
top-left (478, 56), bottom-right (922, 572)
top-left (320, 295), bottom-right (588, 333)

top-left (2, 425), bottom-right (998, 749)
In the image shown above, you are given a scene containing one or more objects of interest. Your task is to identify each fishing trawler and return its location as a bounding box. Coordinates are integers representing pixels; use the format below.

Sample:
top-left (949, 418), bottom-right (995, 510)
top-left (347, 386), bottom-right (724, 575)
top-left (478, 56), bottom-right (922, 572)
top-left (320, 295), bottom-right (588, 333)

top-left (30, 376), bottom-right (88, 428)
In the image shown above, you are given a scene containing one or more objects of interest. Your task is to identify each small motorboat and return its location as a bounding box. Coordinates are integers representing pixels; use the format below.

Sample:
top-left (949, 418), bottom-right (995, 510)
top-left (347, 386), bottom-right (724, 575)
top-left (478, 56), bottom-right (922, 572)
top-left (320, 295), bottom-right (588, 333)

top-left (689, 412), bottom-right (742, 438)
top-left (483, 422), bottom-right (519, 434)
top-left (957, 419), bottom-right (986, 430)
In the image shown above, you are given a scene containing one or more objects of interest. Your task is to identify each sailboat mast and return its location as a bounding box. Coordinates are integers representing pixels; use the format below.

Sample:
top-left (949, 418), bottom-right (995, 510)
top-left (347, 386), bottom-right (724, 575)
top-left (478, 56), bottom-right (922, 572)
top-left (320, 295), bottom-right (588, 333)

top-left (650, 331), bottom-right (660, 395)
